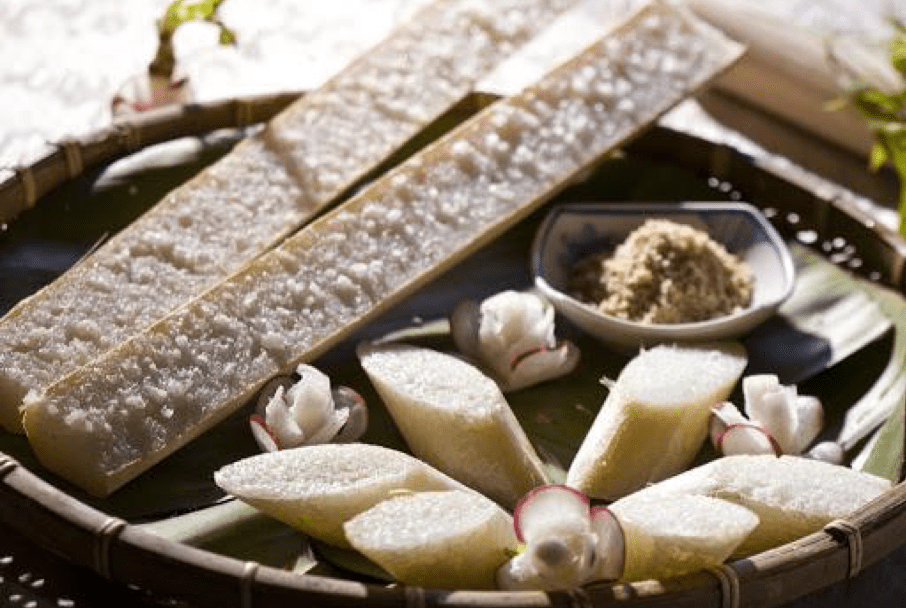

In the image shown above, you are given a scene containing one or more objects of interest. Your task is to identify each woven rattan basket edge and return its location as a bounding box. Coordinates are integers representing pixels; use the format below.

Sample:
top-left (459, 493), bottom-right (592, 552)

top-left (0, 93), bottom-right (903, 608)
top-left (4, 448), bottom-right (905, 608)
top-left (0, 92), bottom-right (302, 226)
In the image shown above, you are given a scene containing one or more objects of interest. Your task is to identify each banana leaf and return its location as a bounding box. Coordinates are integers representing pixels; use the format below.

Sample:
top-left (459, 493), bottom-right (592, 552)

top-left (846, 280), bottom-right (906, 481)
top-left (837, 279), bottom-right (906, 454)
top-left (743, 243), bottom-right (892, 385)
top-left (853, 402), bottom-right (905, 482)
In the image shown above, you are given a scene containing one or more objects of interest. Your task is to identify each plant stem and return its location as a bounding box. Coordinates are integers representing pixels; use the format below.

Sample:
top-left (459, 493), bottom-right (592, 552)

top-left (149, 31), bottom-right (176, 79)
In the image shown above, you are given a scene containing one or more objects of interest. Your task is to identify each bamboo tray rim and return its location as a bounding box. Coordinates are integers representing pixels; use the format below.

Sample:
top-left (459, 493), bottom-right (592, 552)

top-left (1, 92), bottom-right (905, 608)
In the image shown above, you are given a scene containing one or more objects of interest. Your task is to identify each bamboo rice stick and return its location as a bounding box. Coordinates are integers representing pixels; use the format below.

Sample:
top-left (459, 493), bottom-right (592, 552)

top-left (0, 0), bottom-right (579, 433)
top-left (23, 0), bottom-right (745, 496)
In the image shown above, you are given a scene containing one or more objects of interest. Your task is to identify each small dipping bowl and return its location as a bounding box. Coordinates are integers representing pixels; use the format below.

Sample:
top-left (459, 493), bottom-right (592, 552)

top-left (531, 202), bottom-right (795, 351)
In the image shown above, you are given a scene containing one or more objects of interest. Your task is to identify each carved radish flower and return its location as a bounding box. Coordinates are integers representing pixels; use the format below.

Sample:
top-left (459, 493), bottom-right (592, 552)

top-left (250, 365), bottom-right (367, 452)
top-left (451, 290), bottom-right (579, 391)
top-left (710, 374), bottom-right (824, 458)
top-left (497, 485), bottom-right (623, 590)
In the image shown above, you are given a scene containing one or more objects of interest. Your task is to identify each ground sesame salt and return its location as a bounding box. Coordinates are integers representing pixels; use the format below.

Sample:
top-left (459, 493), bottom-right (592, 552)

top-left (568, 219), bottom-right (753, 324)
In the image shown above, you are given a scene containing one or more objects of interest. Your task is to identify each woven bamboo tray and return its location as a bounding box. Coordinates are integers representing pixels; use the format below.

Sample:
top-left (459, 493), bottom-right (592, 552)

top-left (1, 92), bottom-right (905, 608)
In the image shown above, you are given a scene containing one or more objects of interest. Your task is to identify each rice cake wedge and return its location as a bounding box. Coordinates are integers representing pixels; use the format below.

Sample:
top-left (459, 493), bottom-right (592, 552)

top-left (567, 342), bottom-right (748, 500)
top-left (213, 443), bottom-right (467, 548)
top-left (619, 454), bottom-right (891, 556)
top-left (24, 0), bottom-right (746, 496)
top-left (0, 0), bottom-right (580, 433)
top-left (610, 494), bottom-right (758, 582)
top-left (344, 490), bottom-right (518, 590)
top-left (358, 343), bottom-right (547, 508)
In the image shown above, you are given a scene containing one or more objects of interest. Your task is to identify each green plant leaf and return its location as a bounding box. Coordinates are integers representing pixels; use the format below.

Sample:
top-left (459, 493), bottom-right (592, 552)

top-left (892, 33), bottom-right (906, 75)
top-left (870, 139), bottom-right (891, 172)
top-left (218, 25), bottom-right (237, 45)
top-left (150, 0), bottom-right (233, 79)
top-left (839, 25), bottom-right (906, 235)
top-left (874, 128), bottom-right (906, 237)
top-left (160, 0), bottom-right (229, 36)
top-left (882, 127), bottom-right (906, 169)
top-left (853, 87), bottom-right (903, 122)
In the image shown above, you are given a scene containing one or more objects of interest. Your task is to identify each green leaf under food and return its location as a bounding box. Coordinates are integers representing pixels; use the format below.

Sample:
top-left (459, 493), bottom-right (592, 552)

top-left (744, 243), bottom-right (892, 384)
top-left (311, 541), bottom-right (394, 584)
top-left (837, 280), bottom-right (906, 453)
top-left (149, 499), bottom-right (317, 571)
top-left (854, 397), bottom-right (905, 482)
top-left (137, 498), bottom-right (261, 545)
top-left (837, 277), bottom-right (906, 483)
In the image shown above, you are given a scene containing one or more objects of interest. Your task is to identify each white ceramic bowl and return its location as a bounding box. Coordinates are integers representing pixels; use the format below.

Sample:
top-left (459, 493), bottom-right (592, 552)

top-left (531, 202), bottom-right (795, 351)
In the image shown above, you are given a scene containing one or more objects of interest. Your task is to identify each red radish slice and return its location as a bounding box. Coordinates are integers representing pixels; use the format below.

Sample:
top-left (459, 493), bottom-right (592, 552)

top-left (711, 401), bottom-right (782, 456)
top-left (589, 506), bottom-right (625, 581)
top-left (709, 401), bottom-right (748, 448)
top-left (509, 345), bottom-right (550, 371)
top-left (717, 423), bottom-right (782, 456)
top-left (333, 386), bottom-right (369, 444)
top-left (449, 300), bottom-right (482, 360)
top-left (513, 484), bottom-right (590, 544)
top-left (249, 414), bottom-right (281, 452)
top-left (503, 342), bottom-right (579, 391)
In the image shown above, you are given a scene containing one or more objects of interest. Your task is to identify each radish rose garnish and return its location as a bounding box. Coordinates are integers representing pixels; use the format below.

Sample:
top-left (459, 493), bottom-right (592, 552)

top-left (451, 290), bottom-right (579, 392)
top-left (710, 374), bottom-right (826, 458)
top-left (497, 485), bottom-right (623, 590)
top-left (250, 365), bottom-right (367, 452)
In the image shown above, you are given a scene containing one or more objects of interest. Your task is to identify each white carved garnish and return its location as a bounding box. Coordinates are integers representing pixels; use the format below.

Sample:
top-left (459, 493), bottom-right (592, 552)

top-left (710, 401), bottom-right (782, 457)
top-left (709, 375), bottom-right (825, 458)
top-left (497, 485), bottom-right (623, 590)
top-left (249, 365), bottom-right (367, 452)
top-left (451, 290), bottom-right (579, 391)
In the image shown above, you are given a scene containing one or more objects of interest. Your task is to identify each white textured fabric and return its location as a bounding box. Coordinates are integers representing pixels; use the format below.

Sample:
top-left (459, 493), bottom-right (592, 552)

top-left (0, 0), bottom-right (429, 167)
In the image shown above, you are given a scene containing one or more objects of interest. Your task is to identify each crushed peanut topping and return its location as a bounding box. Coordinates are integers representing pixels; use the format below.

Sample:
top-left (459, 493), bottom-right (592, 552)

top-left (569, 219), bottom-right (753, 324)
